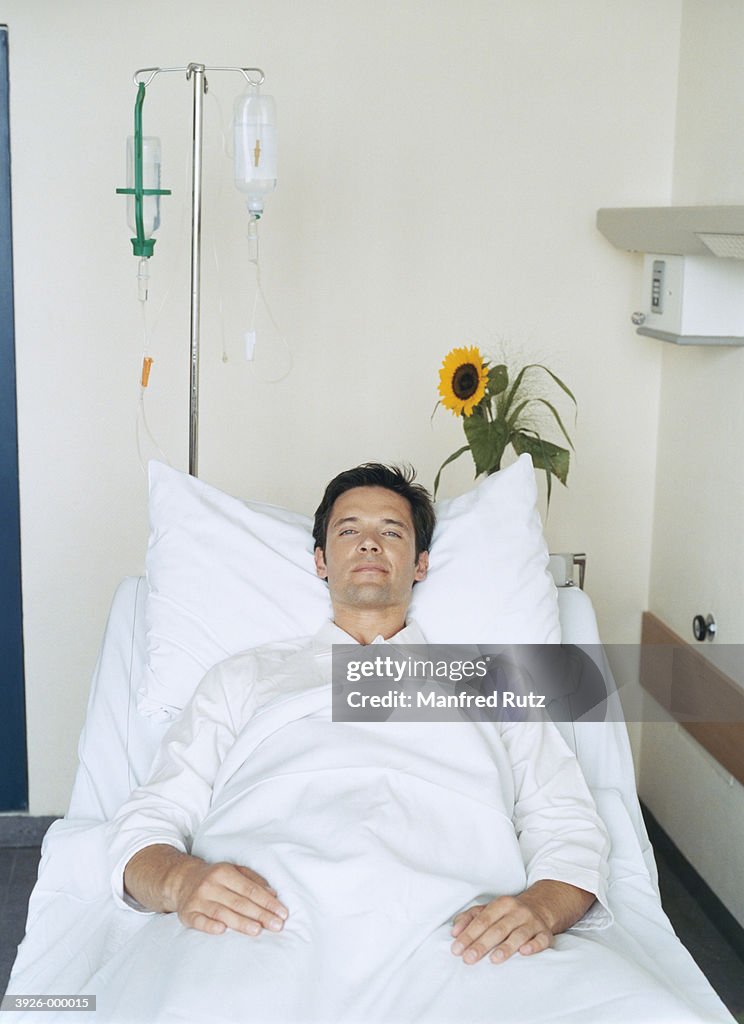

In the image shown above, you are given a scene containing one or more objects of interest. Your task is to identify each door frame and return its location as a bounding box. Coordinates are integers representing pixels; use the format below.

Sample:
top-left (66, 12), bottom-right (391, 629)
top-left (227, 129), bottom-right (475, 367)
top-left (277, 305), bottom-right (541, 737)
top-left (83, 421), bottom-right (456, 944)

top-left (0, 23), bottom-right (28, 812)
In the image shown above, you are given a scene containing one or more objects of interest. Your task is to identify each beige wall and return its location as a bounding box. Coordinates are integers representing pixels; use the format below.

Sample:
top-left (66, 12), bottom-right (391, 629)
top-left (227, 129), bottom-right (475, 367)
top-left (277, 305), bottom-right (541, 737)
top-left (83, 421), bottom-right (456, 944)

top-left (651, 0), bottom-right (744, 644)
top-left (640, 0), bottom-right (744, 927)
top-left (2, 0), bottom-right (682, 813)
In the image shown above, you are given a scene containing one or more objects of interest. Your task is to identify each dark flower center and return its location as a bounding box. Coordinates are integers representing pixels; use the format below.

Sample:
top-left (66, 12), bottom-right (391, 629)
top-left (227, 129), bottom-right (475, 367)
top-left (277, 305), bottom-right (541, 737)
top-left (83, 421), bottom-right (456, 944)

top-left (452, 363), bottom-right (479, 400)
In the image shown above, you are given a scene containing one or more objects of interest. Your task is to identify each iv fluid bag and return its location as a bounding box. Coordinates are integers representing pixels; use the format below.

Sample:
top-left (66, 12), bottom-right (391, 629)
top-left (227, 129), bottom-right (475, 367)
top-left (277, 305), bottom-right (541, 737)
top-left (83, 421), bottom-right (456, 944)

top-left (234, 91), bottom-right (277, 216)
top-left (126, 135), bottom-right (162, 238)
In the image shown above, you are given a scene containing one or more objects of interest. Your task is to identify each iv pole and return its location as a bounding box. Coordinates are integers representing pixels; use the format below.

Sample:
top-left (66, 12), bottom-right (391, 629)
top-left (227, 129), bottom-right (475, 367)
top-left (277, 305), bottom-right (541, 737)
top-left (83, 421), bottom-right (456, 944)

top-left (187, 64), bottom-right (205, 478)
top-left (129, 63), bottom-right (266, 478)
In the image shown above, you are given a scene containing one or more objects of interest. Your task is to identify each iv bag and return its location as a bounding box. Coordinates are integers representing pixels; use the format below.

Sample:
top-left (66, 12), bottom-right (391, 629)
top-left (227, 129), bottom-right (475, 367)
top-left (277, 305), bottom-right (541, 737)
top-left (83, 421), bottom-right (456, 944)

top-left (126, 135), bottom-right (162, 239)
top-left (233, 90), bottom-right (277, 217)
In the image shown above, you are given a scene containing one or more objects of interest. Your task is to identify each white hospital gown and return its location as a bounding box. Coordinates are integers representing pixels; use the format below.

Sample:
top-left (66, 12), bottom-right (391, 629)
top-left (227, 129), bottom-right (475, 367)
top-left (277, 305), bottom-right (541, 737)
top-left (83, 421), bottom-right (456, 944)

top-left (91, 621), bottom-right (706, 1024)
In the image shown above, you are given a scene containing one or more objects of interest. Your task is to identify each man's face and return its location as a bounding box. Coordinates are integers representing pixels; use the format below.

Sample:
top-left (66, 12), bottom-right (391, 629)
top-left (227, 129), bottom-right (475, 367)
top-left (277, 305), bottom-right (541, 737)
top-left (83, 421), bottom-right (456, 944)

top-left (314, 486), bottom-right (429, 614)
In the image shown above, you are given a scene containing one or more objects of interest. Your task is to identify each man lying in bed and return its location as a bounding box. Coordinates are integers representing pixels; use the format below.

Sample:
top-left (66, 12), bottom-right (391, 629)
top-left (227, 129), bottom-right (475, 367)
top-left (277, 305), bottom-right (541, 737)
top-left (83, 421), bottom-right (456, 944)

top-left (108, 464), bottom-right (610, 975)
top-left (100, 465), bottom-right (713, 1022)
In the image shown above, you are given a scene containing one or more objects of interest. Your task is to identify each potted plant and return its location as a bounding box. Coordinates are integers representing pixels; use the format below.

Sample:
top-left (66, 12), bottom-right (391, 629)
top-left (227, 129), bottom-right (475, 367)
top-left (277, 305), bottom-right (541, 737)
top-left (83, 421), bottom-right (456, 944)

top-left (434, 345), bottom-right (576, 503)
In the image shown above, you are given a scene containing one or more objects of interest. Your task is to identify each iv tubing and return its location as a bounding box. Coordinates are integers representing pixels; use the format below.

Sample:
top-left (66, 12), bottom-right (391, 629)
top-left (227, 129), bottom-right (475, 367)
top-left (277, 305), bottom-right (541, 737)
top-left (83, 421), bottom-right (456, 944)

top-left (245, 215), bottom-right (293, 383)
top-left (136, 301), bottom-right (170, 474)
top-left (137, 257), bottom-right (149, 302)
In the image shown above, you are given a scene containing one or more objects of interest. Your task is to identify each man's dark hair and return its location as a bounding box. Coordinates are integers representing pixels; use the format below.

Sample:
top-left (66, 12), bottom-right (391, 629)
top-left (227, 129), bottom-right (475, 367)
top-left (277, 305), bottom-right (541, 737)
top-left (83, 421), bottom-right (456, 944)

top-left (313, 463), bottom-right (435, 558)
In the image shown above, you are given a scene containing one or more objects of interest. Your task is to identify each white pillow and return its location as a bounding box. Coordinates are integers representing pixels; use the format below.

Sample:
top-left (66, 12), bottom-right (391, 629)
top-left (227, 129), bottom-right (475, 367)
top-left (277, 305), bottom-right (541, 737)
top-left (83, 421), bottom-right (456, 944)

top-left (141, 455), bottom-right (559, 718)
top-left (410, 457), bottom-right (560, 645)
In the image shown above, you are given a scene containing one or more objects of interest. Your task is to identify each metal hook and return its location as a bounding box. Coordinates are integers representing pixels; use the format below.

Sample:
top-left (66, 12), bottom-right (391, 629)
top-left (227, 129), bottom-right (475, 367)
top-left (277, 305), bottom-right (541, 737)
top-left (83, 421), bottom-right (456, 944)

top-left (239, 67), bottom-right (265, 86)
top-left (133, 65), bottom-right (265, 90)
top-left (133, 66), bottom-right (161, 88)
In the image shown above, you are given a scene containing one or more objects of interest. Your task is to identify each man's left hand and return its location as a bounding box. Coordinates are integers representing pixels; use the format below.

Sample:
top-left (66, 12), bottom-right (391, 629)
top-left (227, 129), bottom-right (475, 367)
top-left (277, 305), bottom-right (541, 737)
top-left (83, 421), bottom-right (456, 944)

top-left (450, 879), bottom-right (595, 965)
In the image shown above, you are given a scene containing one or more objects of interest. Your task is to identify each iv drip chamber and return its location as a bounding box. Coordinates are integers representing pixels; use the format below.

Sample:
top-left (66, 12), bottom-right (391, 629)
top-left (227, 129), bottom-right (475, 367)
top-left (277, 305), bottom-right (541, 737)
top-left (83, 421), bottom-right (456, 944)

top-left (126, 135), bottom-right (163, 239)
top-left (233, 88), bottom-right (277, 217)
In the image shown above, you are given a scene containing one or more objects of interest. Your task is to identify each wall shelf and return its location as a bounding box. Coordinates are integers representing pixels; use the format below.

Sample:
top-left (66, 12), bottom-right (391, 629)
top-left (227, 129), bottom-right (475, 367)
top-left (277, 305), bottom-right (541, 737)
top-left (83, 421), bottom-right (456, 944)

top-left (597, 205), bottom-right (744, 257)
top-left (597, 206), bottom-right (744, 346)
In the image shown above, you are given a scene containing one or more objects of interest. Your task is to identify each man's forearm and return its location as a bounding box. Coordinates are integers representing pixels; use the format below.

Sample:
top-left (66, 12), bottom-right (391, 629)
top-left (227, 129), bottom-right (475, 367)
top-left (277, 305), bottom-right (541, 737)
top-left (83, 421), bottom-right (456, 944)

top-left (123, 843), bottom-right (201, 913)
top-left (518, 879), bottom-right (596, 934)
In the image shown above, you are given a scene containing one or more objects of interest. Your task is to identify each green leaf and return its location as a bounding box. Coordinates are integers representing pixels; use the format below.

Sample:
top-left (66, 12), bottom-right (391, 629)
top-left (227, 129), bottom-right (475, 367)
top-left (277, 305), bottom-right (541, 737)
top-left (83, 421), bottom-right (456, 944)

top-left (463, 415), bottom-right (507, 476)
top-left (502, 363), bottom-right (530, 418)
top-left (502, 363), bottom-right (577, 424)
top-left (486, 363), bottom-right (508, 397)
top-left (508, 396), bottom-right (574, 450)
top-left (506, 398), bottom-right (531, 432)
top-left (532, 397), bottom-right (574, 449)
top-left (433, 444), bottom-right (471, 498)
top-left (511, 431), bottom-right (570, 485)
top-left (530, 364), bottom-right (578, 411)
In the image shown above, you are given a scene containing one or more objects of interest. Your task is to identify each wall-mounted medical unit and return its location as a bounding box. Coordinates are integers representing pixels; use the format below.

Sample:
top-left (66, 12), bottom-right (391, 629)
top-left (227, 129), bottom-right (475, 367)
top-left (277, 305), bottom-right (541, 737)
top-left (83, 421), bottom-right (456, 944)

top-left (597, 206), bottom-right (744, 345)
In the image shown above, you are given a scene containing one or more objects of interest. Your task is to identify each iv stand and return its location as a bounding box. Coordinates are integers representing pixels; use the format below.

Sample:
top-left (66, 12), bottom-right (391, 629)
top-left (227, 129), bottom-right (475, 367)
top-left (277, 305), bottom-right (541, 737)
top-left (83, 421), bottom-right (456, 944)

top-left (131, 63), bottom-right (265, 477)
top-left (188, 64), bottom-right (205, 478)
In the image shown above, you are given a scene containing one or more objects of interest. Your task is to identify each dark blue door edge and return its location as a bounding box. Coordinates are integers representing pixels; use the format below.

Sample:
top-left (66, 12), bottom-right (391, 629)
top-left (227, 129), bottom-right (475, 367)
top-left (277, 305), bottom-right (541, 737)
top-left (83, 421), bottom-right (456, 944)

top-left (0, 24), bottom-right (28, 811)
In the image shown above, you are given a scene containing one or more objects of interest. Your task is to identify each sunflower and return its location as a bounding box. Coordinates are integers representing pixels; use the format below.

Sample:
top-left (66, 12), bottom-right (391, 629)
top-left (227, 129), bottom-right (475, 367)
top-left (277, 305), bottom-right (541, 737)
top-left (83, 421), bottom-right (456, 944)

top-left (438, 346), bottom-right (489, 417)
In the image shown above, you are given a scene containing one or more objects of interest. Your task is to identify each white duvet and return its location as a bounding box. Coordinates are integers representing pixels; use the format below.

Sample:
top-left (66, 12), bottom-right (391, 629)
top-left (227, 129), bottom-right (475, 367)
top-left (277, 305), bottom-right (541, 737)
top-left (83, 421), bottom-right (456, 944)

top-left (13, 684), bottom-right (725, 1024)
top-left (9, 580), bottom-right (734, 1024)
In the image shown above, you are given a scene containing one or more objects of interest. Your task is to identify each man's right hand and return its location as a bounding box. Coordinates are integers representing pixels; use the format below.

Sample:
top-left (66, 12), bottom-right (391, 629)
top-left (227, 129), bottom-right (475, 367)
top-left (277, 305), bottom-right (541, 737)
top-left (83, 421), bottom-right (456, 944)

top-left (124, 844), bottom-right (289, 936)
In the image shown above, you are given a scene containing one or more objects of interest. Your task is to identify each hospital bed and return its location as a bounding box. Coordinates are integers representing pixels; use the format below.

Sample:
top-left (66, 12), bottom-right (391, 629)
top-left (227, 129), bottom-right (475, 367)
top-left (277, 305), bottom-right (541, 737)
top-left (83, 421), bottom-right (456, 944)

top-left (8, 457), bottom-right (735, 1023)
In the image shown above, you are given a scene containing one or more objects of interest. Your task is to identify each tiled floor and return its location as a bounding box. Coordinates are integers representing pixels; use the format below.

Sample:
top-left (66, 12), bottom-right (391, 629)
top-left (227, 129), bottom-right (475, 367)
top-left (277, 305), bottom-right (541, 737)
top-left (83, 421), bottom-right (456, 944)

top-left (1, 846), bottom-right (42, 996)
top-left (653, 841), bottom-right (744, 1020)
top-left (2, 842), bottom-right (744, 1017)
